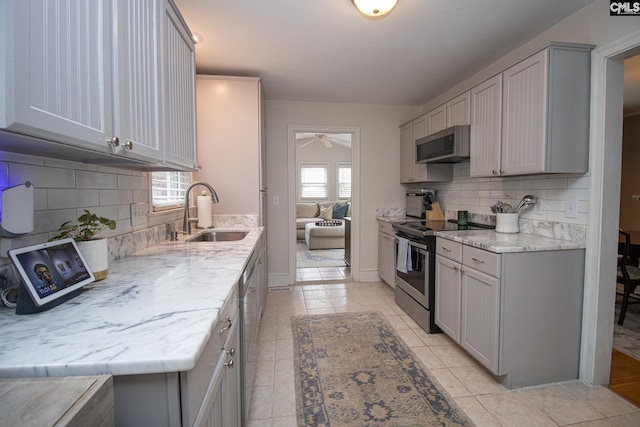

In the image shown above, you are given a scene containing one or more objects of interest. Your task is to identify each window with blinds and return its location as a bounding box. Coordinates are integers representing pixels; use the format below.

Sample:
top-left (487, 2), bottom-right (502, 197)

top-left (337, 163), bottom-right (352, 199)
top-left (299, 164), bottom-right (328, 199)
top-left (151, 171), bottom-right (191, 210)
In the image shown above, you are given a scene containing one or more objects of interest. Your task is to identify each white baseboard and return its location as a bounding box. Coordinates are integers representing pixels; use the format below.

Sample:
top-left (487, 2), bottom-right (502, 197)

top-left (357, 269), bottom-right (382, 282)
top-left (268, 273), bottom-right (293, 288)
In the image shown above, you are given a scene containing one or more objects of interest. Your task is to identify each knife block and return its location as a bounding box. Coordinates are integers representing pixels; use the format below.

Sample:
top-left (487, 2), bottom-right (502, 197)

top-left (424, 202), bottom-right (445, 221)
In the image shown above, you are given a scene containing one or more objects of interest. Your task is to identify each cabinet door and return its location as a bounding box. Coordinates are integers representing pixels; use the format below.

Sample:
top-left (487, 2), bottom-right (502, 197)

top-left (112, 0), bottom-right (163, 163)
top-left (223, 320), bottom-right (240, 427)
top-left (411, 115), bottom-right (429, 182)
top-left (446, 91), bottom-right (470, 127)
top-left (162, 0), bottom-right (198, 170)
top-left (5, 1), bottom-right (113, 150)
top-left (470, 75), bottom-right (503, 177)
top-left (399, 122), bottom-right (415, 183)
top-left (461, 267), bottom-right (501, 374)
top-left (378, 232), bottom-right (395, 287)
top-left (502, 50), bottom-right (547, 175)
top-left (435, 255), bottom-right (461, 342)
top-left (426, 104), bottom-right (446, 135)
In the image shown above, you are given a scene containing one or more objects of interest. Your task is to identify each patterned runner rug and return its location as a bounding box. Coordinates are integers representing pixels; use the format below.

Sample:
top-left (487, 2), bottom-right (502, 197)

top-left (292, 312), bottom-right (471, 426)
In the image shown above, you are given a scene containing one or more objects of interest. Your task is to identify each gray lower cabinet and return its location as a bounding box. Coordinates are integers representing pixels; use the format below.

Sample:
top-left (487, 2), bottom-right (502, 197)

top-left (435, 237), bottom-right (585, 388)
top-left (377, 220), bottom-right (396, 287)
top-left (112, 288), bottom-right (240, 426)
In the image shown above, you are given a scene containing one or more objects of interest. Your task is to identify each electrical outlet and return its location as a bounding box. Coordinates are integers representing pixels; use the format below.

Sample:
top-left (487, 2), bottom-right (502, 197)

top-left (565, 197), bottom-right (578, 219)
top-left (130, 203), bottom-right (148, 226)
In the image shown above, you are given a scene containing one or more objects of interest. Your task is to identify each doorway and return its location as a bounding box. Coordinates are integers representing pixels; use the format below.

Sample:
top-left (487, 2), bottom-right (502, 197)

top-left (293, 131), bottom-right (352, 283)
top-left (610, 53), bottom-right (640, 406)
top-left (585, 30), bottom-right (640, 388)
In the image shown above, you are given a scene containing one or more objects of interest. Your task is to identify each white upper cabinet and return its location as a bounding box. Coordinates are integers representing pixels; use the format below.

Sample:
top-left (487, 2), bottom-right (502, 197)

top-left (0, 0), bottom-right (196, 170)
top-left (470, 43), bottom-right (592, 177)
top-left (162, 0), bottom-right (197, 170)
top-left (112, 0), bottom-right (163, 163)
top-left (425, 104), bottom-right (446, 135)
top-left (470, 75), bottom-right (502, 177)
top-left (446, 91), bottom-right (471, 127)
top-left (1, 1), bottom-right (114, 150)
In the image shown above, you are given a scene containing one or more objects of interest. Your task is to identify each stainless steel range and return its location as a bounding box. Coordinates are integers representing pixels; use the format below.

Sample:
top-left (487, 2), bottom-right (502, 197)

top-left (392, 219), bottom-right (494, 333)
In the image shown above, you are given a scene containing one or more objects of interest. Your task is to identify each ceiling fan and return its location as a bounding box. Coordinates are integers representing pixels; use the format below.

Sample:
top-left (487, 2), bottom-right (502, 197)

top-left (296, 133), bottom-right (351, 149)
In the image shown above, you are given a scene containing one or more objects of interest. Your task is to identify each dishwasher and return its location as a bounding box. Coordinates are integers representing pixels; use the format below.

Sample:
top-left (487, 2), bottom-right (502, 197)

top-left (240, 249), bottom-right (258, 427)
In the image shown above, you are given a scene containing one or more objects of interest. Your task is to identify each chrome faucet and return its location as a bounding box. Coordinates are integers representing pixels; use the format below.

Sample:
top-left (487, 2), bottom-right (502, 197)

top-left (183, 181), bottom-right (220, 235)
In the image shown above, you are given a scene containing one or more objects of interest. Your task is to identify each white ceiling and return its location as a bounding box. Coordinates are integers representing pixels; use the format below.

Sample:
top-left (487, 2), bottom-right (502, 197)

top-left (173, 0), bottom-right (596, 106)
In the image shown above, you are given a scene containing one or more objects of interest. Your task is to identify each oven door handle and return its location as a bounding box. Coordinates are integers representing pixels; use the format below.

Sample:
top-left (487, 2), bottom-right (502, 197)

top-left (394, 237), bottom-right (429, 252)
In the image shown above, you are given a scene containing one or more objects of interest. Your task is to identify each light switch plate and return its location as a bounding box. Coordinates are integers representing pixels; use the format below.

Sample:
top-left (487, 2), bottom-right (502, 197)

top-left (130, 203), bottom-right (148, 226)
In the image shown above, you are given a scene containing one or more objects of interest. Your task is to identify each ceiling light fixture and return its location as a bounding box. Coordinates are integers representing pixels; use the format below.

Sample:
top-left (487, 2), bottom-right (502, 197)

top-left (352, 0), bottom-right (398, 18)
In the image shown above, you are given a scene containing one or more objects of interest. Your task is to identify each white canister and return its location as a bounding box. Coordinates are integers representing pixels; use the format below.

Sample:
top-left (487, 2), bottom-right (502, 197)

top-left (495, 213), bottom-right (519, 233)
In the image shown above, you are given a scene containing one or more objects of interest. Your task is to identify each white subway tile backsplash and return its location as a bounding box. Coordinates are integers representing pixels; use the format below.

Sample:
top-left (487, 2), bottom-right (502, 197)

top-left (9, 163), bottom-right (76, 188)
top-left (118, 174), bottom-right (148, 190)
top-left (100, 189), bottom-right (133, 206)
top-left (76, 170), bottom-right (118, 189)
top-left (33, 188), bottom-right (47, 210)
top-left (47, 189), bottom-right (100, 209)
top-left (132, 190), bottom-right (148, 204)
top-left (0, 151), bottom-right (45, 165)
top-left (118, 204), bottom-right (131, 220)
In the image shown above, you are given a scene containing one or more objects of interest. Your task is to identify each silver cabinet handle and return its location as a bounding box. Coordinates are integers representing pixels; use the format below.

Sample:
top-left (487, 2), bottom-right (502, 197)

top-left (441, 246), bottom-right (452, 252)
top-left (218, 316), bottom-right (232, 335)
top-left (499, 169), bottom-right (505, 174)
top-left (471, 257), bottom-right (486, 264)
top-left (224, 359), bottom-right (234, 369)
top-left (123, 140), bottom-right (134, 150)
top-left (492, 169), bottom-right (497, 175)
top-left (453, 265), bottom-right (459, 271)
top-left (226, 347), bottom-right (236, 357)
top-left (107, 136), bottom-right (120, 147)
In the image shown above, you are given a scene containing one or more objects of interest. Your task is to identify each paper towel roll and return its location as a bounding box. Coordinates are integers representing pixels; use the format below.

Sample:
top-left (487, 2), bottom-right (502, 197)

top-left (1, 181), bottom-right (34, 237)
top-left (197, 194), bottom-right (213, 228)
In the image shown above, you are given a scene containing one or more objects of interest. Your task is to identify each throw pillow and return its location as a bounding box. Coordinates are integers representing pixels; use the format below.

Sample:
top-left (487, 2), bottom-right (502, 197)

top-left (332, 203), bottom-right (349, 219)
top-left (296, 202), bottom-right (318, 218)
top-left (319, 204), bottom-right (334, 220)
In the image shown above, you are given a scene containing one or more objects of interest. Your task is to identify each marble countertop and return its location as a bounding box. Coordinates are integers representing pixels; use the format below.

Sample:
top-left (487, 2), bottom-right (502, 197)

top-left (433, 229), bottom-right (584, 253)
top-left (0, 227), bottom-right (263, 378)
top-left (375, 214), bottom-right (583, 252)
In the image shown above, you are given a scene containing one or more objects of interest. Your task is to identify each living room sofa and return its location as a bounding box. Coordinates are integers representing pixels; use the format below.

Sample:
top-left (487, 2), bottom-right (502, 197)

top-left (296, 201), bottom-right (350, 249)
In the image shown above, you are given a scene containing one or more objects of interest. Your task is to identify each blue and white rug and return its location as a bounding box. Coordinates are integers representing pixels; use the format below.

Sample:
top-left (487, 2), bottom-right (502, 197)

top-left (292, 312), bottom-right (470, 426)
top-left (297, 242), bottom-right (345, 268)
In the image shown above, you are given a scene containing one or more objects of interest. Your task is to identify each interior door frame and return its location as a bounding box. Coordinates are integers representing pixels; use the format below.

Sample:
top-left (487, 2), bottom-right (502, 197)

top-left (583, 30), bottom-right (640, 385)
top-left (287, 125), bottom-right (360, 284)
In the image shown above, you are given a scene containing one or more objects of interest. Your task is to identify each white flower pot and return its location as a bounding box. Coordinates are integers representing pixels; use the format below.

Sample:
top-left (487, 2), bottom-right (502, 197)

top-left (77, 239), bottom-right (109, 281)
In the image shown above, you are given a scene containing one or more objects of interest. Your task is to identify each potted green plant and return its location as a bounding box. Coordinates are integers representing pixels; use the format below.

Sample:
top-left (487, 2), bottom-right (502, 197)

top-left (51, 210), bottom-right (116, 281)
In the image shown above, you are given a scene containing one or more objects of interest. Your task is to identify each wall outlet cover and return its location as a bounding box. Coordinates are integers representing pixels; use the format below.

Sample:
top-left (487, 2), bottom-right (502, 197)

top-left (130, 203), bottom-right (148, 227)
top-left (565, 197), bottom-right (578, 219)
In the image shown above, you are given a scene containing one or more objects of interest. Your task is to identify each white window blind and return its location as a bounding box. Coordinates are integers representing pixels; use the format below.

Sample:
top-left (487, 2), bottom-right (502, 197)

top-left (300, 164), bottom-right (328, 199)
top-left (337, 164), bottom-right (352, 199)
top-left (151, 172), bottom-right (191, 209)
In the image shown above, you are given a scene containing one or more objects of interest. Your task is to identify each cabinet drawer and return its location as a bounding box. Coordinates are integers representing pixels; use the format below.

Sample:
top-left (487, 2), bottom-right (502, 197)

top-left (436, 238), bottom-right (462, 263)
top-left (463, 246), bottom-right (501, 278)
top-left (378, 220), bottom-right (395, 235)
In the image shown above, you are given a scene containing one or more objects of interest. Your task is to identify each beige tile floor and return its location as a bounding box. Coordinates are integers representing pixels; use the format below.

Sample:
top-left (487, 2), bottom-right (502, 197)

top-left (247, 280), bottom-right (640, 427)
top-left (295, 266), bottom-right (350, 283)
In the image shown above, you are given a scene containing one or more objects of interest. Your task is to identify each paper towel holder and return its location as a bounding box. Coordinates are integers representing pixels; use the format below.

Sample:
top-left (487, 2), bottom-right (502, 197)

top-left (1, 181), bottom-right (35, 238)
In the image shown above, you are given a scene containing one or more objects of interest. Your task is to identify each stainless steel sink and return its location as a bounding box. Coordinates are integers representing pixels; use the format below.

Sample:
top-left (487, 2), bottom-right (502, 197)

top-left (187, 230), bottom-right (248, 242)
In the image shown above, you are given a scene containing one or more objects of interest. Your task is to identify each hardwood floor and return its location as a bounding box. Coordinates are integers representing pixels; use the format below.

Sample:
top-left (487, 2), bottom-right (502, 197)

top-left (609, 348), bottom-right (640, 407)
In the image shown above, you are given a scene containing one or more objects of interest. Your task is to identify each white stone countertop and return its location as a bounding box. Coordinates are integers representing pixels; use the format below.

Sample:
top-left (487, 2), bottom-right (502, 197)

top-left (375, 214), bottom-right (583, 252)
top-left (0, 227), bottom-right (263, 378)
top-left (434, 230), bottom-right (584, 253)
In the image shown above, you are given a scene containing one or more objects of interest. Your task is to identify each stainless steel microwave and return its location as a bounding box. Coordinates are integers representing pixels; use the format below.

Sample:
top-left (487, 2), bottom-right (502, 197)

top-left (416, 125), bottom-right (470, 163)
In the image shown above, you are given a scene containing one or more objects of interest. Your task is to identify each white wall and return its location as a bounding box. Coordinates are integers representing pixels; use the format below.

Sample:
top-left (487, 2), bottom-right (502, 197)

top-left (265, 101), bottom-right (418, 281)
